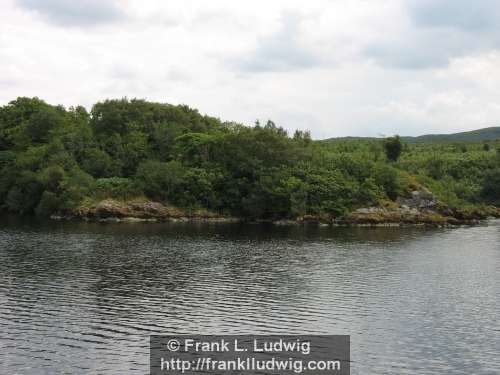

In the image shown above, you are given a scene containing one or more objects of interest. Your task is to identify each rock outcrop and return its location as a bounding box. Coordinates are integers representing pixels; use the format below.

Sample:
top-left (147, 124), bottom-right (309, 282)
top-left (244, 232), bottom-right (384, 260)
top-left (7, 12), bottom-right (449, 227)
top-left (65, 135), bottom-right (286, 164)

top-left (77, 200), bottom-right (184, 219)
top-left (345, 205), bottom-right (453, 226)
top-left (53, 199), bottom-right (238, 223)
top-left (345, 189), bottom-right (481, 226)
top-left (396, 189), bottom-right (439, 210)
top-left (52, 192), bottom-right (499, 226)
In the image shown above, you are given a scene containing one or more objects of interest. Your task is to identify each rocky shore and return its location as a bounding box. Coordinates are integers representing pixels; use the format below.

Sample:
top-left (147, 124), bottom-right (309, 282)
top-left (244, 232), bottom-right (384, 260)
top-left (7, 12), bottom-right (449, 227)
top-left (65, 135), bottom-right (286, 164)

top-left (343, 190), bottom-right (488, 226)
top-left (51, 190), bottom-right (499, 226)
top-left (51, 200), bottom-right (239, 223)
top-left (293, 190), bottom-right (499, 226)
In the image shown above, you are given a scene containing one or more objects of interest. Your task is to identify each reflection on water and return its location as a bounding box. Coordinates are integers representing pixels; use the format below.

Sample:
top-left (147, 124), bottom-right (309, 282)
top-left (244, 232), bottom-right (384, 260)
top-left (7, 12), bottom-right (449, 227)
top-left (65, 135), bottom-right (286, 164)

top-left (0, 216), bottom-right (499, 374)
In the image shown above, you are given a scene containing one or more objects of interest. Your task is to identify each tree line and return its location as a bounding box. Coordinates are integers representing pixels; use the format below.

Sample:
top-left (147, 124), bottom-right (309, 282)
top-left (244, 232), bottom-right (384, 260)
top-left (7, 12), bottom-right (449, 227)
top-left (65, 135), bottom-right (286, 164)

top-left (0, 97), bottom-right (499, 218)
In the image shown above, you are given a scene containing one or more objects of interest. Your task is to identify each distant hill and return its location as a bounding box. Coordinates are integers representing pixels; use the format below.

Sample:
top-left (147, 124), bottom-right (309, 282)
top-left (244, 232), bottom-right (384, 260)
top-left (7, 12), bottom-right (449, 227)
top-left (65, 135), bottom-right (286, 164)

top-left (403, 127), bottom-right (500, 143)
top-left (323, 127), bottom-right (500, 143)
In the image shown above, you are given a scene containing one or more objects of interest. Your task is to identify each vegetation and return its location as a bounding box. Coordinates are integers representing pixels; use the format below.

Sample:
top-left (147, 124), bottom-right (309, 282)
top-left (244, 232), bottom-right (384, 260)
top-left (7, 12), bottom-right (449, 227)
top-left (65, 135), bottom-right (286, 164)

top-left (0, 97), bottom-right (499, 220)
top-left (383, 136), bottom-right (403, 162)
top-left (402, 126), bottom-right (500, 143)
top-left (324, 126), bottom-right (500, 143)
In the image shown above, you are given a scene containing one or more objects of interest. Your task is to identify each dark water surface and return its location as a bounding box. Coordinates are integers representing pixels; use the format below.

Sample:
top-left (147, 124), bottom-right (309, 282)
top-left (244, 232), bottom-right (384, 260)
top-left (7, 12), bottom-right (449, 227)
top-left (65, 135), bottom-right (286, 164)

top-left (1, 217), bottom-right (499, 374)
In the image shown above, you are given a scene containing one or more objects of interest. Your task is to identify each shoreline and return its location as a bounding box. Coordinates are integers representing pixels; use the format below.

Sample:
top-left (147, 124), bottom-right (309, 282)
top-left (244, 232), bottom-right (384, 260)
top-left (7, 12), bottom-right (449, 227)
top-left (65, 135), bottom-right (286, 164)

top-left (48, 214), bottom-right (498, 227)
top-left (47, 199), bottom-right (499, 228)
top-left (46, 190), bottom-right (500, 227)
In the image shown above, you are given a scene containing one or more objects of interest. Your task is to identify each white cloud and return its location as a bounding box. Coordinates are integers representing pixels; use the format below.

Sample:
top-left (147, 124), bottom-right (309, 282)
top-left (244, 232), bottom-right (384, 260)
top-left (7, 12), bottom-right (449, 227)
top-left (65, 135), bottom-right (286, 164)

top-left (1, 0), bottom-right (500, 138)
top-left (16, 0), bottom-right (126, 26)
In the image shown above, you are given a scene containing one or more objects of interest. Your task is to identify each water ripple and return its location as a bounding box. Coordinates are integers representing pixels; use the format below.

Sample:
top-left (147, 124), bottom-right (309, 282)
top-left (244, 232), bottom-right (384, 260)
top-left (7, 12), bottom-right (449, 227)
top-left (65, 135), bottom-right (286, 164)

top-left (1, 218), bottom-right (499, 374)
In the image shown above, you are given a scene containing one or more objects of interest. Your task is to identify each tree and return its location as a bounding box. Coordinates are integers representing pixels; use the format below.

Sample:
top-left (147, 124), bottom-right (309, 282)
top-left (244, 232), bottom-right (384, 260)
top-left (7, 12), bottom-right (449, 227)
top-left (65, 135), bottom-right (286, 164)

top-left (481, 168), bottom-right (500, 204)
top-left (135, 160), bottom-right (185, 201)
top-left (25, 108), bottom-right (63, 143)
top-left (1, 96), bottom-right (498, 219)
top-left (383, 135), bottom-right (403, 162)
top-left (79, 148), bottom-right (115, 178)
top-left (373, 164), bottom-right (404, 200)
top-left (293, 130), bottom-right (312, 146)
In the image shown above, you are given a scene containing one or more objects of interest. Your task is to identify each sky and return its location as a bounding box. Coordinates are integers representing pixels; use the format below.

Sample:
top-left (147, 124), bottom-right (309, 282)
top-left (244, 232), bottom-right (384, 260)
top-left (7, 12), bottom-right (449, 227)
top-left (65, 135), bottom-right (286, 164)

top-left (1, 0), bottom-right (500, 138)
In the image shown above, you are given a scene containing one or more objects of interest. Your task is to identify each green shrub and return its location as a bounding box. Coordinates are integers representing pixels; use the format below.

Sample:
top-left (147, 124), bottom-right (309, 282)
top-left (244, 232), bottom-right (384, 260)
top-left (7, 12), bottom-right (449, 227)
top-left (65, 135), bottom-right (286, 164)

top-left (481, 168), bottom-right (500, 205)
top-left (384, 136), bottom-right (403, 161)
top-left (80, 148), bottom-right (116, 178)
top-left (135, 160), bottom-right (185, 201)
top-left (94, 177), bottom-right (140, 199)
top-left (36, 191), bottom-right (63, 216)
top-left (373, 164), bottom-right (405, 200)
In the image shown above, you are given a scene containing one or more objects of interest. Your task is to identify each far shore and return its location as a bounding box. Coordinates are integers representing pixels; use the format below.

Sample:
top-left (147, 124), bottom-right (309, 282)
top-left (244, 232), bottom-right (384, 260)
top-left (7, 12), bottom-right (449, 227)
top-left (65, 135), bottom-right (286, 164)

top-left (48, 196), bottom-right (500, 228)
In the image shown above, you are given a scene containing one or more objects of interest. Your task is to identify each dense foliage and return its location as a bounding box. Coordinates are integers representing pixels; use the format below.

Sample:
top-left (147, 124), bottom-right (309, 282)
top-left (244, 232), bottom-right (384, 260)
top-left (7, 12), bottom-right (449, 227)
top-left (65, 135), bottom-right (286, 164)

top-left (383, 136), bottom-right (403, 162)
top-left (0, 97), bottom-right (499, 219)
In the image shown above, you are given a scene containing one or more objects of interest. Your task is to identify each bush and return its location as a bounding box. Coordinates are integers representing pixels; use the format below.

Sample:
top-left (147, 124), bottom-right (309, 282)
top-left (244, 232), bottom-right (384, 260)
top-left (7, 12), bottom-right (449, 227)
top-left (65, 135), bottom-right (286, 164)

top-left (135, 160), bottom-right (185, 201)
top-left (39, 165), bottom-right (65, 191)
top-left (36, 191), bottom-right (63, 216)
top-left (80, 148), bottom-right (116, 178)
top-left (94, 177), bottom-right (140, 199)
top-left (177, 168), bottom-right (218, 209)
top-left (373, 164), bottom-right (406, 200)
top-left (481, 168), bottom-right (500, 205)
top-left (5, 172), bottom-right (44, 213)
top-left (384, 136), bottom-right (403, 162)
top-left (357, 177), bottom-right (384, 205)
top-left (426, 157), bottom-right (446, 180)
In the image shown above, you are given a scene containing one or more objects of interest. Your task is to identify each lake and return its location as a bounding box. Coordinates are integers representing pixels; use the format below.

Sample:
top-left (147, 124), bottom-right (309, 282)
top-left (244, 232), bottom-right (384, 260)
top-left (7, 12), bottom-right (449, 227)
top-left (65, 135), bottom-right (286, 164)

top-left (1, 217), bottom-right (499, 374)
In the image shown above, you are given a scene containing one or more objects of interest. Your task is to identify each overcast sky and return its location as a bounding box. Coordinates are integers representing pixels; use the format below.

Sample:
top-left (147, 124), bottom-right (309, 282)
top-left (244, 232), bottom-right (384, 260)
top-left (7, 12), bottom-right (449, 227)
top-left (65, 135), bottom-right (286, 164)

top-left (1, 0), bottom-right (500, 138)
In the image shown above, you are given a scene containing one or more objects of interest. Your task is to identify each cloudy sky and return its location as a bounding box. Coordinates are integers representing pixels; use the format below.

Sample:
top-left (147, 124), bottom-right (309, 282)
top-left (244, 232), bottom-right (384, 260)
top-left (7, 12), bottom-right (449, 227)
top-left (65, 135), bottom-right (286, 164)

top-left (1, 0), bottom-right (500, 138)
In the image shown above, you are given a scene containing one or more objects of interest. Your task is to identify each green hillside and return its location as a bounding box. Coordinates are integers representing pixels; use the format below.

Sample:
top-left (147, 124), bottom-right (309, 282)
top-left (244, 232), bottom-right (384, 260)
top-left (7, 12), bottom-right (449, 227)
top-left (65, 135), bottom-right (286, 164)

top-left (403, 127), bottom-right (500, 143)
top-left (0, 97), bottom-right (499, 221)
top-left (324, 127), bottom-right (500, 143)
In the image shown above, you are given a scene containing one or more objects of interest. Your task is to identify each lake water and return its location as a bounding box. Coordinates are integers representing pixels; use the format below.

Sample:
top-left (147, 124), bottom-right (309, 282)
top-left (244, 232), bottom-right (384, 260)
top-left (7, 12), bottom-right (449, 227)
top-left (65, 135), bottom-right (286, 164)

top-left (0, 217), bottom-right (499, 374)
